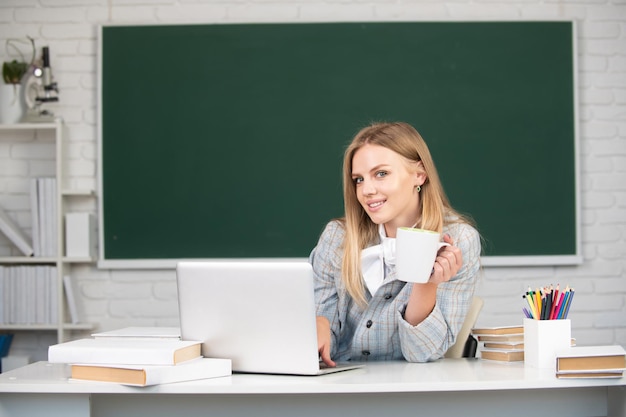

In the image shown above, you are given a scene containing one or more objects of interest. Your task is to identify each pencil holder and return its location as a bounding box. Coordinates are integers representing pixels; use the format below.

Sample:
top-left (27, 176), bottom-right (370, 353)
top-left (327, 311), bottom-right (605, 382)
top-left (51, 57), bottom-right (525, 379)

top-left (524, 318), bottom-right (571, 369)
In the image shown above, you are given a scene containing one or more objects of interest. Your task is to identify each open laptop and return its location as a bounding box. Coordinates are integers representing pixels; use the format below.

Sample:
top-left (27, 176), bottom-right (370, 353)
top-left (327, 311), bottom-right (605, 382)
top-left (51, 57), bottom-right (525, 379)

top-left (176, 261), bottom-right (362, 376)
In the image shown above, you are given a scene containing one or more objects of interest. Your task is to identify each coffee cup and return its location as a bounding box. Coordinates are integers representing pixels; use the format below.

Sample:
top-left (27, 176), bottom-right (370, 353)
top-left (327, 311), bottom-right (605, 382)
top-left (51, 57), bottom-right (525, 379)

top-left (395, 227), bottom-right (450, 283)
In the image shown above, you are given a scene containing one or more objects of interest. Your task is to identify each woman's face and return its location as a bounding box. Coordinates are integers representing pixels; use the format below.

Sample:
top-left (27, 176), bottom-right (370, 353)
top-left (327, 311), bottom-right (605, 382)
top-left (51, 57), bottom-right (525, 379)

top-left (351, 144), bottom-right (425, 237)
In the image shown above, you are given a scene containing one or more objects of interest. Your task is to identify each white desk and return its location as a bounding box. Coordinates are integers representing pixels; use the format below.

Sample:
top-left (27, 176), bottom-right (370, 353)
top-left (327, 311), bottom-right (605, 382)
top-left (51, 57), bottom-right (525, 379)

top-left (0, 359), bottom-right (624, 417)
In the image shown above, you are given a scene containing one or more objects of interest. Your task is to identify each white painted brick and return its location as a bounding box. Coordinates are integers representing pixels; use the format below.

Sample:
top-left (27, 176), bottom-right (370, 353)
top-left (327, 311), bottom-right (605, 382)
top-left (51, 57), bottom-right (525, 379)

top-left (583, 223), bottom-right (622, 242)
top-left (579, 21), bottom-right (621, 38)
top-left (15, 6), bottom-right (86, 23)
top-left (593, 73), bottom-right (626, 89)
top-left (582, 191), bottom-right (615, 207)
top-left (373, 4), bottom-right (450, 20)
top-left (592, 173), bottom-right (626, 190)
top-left (41, 23), bottom-right (96, 39)
top-left (595, 276), bottom-right (626, 293)
top-left (615, 156), bottom-right (626, 171)
top-left (82, 280), bottom-right (153, 299)
top-left (579, 55), bottom-right (608, 72)
top-left (299, 4), bottom-right (375, 21)
top-left (611, 56), bottom-right (626, 72)
top-left (573, 328), bottom-right (615, 346)
top-left (587, 6), bottom-right (626, 21)
top-left (597, 207), bottom-right (626, 223)
top-left (563, 295), bottom-right (622, 315)
top-left (597, 242), bottom-right (626, 259)
top-left (153, 281), bottom-right (177, 300)
top-left (41, 0), bottom-right (108, 6)
top-left (581, 88), bottom-right (614, 105)
top-left (583, 155), bottom-right (613, 172)
top-left (521, 4), bottom-right (586, 19)
top-left (109, 299), bottom-right (178, 318)
top-left (225, 4), bottom-right (299, 22)
top-left (589, 138), bottom-right (626, 155)
top-left (109, 6), bottom-right (159, 22)
top-left (615, 89), bottom-right (626, 104)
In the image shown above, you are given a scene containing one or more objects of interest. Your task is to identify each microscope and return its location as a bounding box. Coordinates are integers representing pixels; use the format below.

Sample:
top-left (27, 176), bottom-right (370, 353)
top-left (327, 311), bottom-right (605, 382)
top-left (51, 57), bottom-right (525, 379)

top-left (22, 46), bottom-right (59, 123)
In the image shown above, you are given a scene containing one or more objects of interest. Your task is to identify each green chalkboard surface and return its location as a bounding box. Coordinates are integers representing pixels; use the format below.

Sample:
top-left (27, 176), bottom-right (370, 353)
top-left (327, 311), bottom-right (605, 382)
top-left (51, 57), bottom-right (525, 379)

top-left (100, 21), bottom-right (577, 264)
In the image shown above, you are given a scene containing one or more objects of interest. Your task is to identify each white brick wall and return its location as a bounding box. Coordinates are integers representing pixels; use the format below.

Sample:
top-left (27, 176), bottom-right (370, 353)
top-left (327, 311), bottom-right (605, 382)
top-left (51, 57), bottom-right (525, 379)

top-left (0, 0), bottom-right (624, 361)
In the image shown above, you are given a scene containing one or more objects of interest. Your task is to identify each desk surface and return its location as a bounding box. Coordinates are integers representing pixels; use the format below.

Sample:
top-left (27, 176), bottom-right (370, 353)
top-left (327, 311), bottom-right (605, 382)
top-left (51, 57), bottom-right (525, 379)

top-left (1, 359), bottom-right (624, 394)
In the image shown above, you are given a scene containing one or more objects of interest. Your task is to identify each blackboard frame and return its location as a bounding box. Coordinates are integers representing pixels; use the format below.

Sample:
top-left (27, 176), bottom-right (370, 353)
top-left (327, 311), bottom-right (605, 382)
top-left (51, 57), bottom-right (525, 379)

top-left (97, 21), bottom-right (581, 269)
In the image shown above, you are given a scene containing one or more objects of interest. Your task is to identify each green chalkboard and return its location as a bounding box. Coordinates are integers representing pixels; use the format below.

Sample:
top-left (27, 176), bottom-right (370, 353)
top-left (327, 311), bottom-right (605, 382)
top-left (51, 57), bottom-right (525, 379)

top-left (100, 21), bottom-right (577, 264)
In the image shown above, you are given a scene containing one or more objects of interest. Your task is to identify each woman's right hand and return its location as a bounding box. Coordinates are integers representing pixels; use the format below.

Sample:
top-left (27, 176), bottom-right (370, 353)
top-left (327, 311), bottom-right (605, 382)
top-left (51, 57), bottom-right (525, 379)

top-left (316, 316), bottom-right (336, 367)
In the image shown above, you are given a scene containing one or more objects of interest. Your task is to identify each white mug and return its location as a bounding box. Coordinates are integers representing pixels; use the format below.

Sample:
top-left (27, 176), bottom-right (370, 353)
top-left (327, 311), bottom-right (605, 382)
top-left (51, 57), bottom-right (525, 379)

top-left (395, 227), bottom-right (450, 283)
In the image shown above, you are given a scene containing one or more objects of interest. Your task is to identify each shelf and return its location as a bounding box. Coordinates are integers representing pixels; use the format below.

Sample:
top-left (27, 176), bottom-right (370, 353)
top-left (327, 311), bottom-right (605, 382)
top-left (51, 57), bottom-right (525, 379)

top-left (62, 257), bottom-right (96, 264)
top-left (0, 257), bottom-right (57, 264)
top-left (0, 120), bottom-right (97, 343)
top-left (0, 122), bottom-right (58, 130)
top-left (0, 323), bottom-right (93, 331)
top-left (62, 189), bottom-right (96, 197)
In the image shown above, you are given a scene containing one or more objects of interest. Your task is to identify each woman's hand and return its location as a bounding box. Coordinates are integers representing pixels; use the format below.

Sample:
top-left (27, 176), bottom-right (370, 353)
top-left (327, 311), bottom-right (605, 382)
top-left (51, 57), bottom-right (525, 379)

top-left (316, 316), bottom-right (336, 367)
top-left (429, 234), bottom-right (463, 285)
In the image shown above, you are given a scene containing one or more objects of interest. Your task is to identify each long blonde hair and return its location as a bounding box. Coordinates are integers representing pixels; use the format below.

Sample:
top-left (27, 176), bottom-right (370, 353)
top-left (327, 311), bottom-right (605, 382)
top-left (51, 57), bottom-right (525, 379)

top-left (341, 122), bottom-right (469, 306)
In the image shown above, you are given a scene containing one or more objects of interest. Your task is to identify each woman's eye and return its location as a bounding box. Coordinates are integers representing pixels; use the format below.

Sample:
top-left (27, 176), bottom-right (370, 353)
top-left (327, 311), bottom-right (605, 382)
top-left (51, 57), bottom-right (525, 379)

top-left (375, 171), bottom-right (388, 178)
top-left (353, 177), bottom-right (363, 185)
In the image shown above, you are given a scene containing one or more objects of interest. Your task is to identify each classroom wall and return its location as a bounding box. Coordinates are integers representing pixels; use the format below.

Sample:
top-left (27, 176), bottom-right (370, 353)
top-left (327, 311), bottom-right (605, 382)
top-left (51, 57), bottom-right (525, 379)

top-left (0, 0), bottom-right (624, 362)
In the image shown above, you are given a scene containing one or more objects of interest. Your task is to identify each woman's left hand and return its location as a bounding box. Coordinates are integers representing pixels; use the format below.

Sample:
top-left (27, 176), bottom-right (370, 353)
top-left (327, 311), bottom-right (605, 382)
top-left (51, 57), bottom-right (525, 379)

top-left (430, 234), bottom-right (463, 285)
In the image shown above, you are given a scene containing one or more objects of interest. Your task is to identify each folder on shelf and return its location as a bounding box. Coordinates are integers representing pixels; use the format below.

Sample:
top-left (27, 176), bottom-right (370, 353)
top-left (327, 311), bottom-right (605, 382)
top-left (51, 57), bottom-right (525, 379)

top-left (0, 205), bottom-right (34, 256)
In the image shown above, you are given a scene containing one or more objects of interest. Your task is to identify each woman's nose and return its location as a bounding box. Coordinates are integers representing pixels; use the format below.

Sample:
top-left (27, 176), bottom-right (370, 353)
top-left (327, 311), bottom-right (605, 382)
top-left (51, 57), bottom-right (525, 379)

top-left (361, 180), bottom-right (376, 196)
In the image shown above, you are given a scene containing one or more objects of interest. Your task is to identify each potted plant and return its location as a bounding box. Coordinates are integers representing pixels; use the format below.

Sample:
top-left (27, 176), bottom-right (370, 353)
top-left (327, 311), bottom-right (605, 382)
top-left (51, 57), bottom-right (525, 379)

top-left (0, 37), bottom-right (35, 124)
top-left (2, 59), bottom-right (28, 85)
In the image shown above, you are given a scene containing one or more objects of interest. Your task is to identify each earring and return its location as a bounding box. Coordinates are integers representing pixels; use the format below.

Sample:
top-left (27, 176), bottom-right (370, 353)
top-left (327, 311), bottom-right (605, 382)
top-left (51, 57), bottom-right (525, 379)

top-left (416, 185), bottom-right (421, 193)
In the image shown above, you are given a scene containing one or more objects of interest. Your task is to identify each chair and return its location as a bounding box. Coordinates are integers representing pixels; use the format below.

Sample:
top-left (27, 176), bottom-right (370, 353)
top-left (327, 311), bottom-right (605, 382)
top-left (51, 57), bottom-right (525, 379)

top-left (445, 296), bottom-right (484, 359)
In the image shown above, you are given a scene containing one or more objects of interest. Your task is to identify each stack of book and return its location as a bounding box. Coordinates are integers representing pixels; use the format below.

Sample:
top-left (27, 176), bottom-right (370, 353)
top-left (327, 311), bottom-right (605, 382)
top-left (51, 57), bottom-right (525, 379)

top-left (0, 265), bottom-right (58, 325)
top-left (471, 325), bottom-right (525, 362)
top-left (48, 328), bottom-right (231, 386)
top-left (555, 345), bottom-right (626, 379)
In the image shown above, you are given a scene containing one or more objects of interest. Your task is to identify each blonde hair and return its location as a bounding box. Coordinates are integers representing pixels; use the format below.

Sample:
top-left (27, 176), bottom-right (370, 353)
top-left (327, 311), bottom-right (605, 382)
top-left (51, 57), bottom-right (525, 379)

top-left (341, 122), bottom-right (470, 306)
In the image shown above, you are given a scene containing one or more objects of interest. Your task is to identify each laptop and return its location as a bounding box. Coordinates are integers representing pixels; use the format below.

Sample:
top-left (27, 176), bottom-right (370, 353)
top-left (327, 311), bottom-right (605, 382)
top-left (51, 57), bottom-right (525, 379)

top-left (176, 261), bottom-right (362, 376)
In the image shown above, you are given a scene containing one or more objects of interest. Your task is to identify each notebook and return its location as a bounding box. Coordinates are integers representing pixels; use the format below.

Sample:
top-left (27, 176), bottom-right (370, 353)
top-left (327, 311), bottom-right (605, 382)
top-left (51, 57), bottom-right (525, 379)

top-left (176, 261), bottom-right (362, 376)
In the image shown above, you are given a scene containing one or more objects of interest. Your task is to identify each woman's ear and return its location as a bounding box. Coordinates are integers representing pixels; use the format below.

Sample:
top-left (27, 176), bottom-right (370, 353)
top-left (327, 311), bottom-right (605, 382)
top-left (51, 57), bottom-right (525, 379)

top-left (415, 161), bottom-right (427, 186)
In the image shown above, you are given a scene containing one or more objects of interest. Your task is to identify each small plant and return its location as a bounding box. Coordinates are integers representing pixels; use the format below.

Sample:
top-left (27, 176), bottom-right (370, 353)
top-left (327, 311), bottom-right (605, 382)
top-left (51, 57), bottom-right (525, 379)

top-left (2, 60), bottom-right (28, 84)
top-left (2, 37), bottom-right (35, 85)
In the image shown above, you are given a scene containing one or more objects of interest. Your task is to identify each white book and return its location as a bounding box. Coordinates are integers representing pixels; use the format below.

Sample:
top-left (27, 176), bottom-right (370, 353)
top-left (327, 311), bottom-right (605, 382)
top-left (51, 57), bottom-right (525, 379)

top-left (37, 178), bottom-right (48, 256)
top-left (0, 266), bottom-right (4, 324)
top-left (92, 327), bottom-right (181, 340)
top-left (35, 267), bottom-right (46, 324)
top-left (26, 267), bottom-right (36, 324)
top-left (556, 345), bottom-right (626, 373)
top-left (0, 204), bottom-right (34, 256)
top-left (30, 178), bottom-right (41, 256)
top-left (17, 266), bottom-right (25, 324)
top-left (48, 178), bottom-right (58, 256)
top-left (70, 357), bottom-right (232, 387)
top-left (48, 338), bottom-right (202, 365)
top-left (63, 275), bottom-right (79, 324)
top-left (49, 266), bottom-right (58, 324)
top-left (4, 267), bottom-right (15, 324)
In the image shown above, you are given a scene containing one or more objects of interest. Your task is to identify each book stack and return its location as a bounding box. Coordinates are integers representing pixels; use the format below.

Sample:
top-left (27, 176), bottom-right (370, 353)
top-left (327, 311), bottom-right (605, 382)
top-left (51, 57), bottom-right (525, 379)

top-left (0, 265), bottom-right (58, 325)
top-left (48, 329), bottom-right (231, 386)
top-left (555, 345), bottom-right (626, 379)
top-left (472, 325), bottom-right (525, 362)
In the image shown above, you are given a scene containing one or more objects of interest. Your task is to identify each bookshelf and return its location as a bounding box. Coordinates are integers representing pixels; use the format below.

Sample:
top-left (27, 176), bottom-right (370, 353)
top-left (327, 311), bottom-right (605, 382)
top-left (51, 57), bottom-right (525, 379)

top-left (0, 120), bottom-right (94, 343)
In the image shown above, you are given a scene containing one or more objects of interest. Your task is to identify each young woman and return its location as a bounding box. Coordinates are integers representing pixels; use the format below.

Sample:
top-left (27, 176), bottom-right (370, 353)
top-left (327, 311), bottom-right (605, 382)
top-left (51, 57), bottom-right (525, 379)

top-left (309, 122), bottom-right (481, 365)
